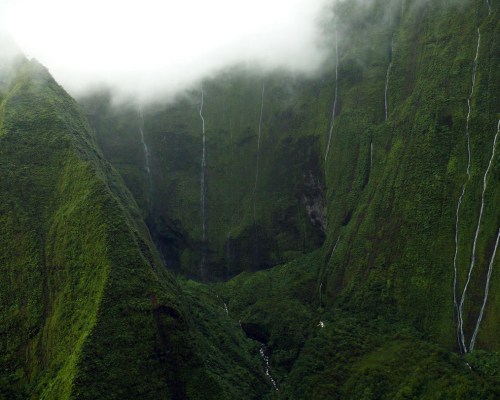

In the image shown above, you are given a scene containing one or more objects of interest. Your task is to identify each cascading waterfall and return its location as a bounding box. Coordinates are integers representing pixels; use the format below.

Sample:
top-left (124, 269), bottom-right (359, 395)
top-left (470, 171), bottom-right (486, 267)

top-left (253, 82), bottom-right (265, 224)
top-left (139, 107), bottom-right (153, 209)
top-left (370, 141), bottom-right (373, 169)
top-left (226, 229), bottom-right (232, 278)
top-left (469, 120), bottom-right (500, 351)
top-left (453, 28), bottom-right (480, 353)
top-left (259, 344), bottom-right (279, 391)
top-left (199, 83), bottom-right (207, 279)
top-left (324, 11), bottom-right (339, 175)
top-left (486, 0), bottom-right (491, 15)
top-left (251, 83), bottom-right (265, 268)
top-left (384, 36), bottom-right (394, 121)
top-left (460, 115), bottom-right (498, 349)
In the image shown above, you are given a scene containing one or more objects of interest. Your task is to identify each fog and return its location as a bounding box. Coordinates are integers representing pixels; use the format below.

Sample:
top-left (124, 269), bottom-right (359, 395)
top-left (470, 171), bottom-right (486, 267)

top-left (2, 0), bottom-right (334, 101)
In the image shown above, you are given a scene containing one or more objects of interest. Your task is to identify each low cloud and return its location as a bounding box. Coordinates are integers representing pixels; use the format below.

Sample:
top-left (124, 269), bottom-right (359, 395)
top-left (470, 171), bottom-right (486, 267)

top-left (4, 0), bottom-right (334, 101)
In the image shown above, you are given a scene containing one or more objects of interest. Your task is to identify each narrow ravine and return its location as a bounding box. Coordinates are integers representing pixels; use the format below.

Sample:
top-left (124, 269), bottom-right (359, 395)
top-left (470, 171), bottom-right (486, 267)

top-left (469, 119), bottom-right (500, 351)
top-left (199, 82), bottom-right (207, 279)
top-left (324, 10), bottom-right (339, 175)
top-left (453, 28), bottom-right (480, 353)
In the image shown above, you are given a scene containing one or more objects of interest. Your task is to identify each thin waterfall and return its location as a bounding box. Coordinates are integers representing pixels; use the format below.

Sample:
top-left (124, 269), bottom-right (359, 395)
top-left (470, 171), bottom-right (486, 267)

top-left (253, 82), bottom-right (265, 224)
top-left (461, 118), bottom-right (499, 348)
top-left (199, 83), bottom-right (207, 279)
top-left (325, 11), bottom-right (339, 175)
top-left (486, 0), bottom-right (491, 15)
top-left (370, 141), bottom-right (373, 169)
top-left (328, 236), bottom-right (340, 265)
top-left (385, 36), bottom-right (394, 121)
top-left (454, 29), bottom-right (480, 353)
top-left (259, 344), bottom-right (279, 391)
top-left (469, 120), bottom-right (500, 351)
top-left (226, 229), bottom-right (232, 278)
top-left (139, 106), bottom-right (152, 210)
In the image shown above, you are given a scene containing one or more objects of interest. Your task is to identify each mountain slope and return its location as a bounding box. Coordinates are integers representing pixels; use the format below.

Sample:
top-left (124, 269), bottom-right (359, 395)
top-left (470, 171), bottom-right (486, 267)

top-left (0, 50), bottom-right (270, 399)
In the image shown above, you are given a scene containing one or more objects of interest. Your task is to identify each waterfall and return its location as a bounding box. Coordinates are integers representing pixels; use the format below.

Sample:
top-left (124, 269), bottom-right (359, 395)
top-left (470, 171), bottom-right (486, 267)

top-left (199, 83), bottom-right (207, 279)
top-left (469, 120), bottom-right (500, 351)
top-left (385, 36), bottom-right (393, 121)
top-left (370, 141), bottom-right (373, 169)
top-left (226, 229), bottom-right (232, 278)
top-left (325, 12), bottom-right (339, 175)
top-left (453, 29), bottom-right (480, 353)
top-left (328, 236), bottom-right (340, 265)
top-left (259, 344), bottom-right (279, 391)
top-left (139, 107), bottom-right (152, 210)
top-left (486, 0), bottom-right (491, 15)
top-left (461, 117), bottom-right (499, 348)
top-left (253, 82), bottom-right (265, 224)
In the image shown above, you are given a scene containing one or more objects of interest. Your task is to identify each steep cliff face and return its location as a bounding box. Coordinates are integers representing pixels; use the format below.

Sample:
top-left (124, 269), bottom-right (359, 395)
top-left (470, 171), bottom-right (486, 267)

top-left (81, 0), bottom-right (500, 354)
top-left (319, 0), bottom-right (500, 353)
top-left (80, 70), bottom-right (327, 281)
top-left (0, 50), bottom-right (269, 399)
top-left (79, 0), bottom-right (500, 388)
top-left (212, 0), bottom-right (500, 395)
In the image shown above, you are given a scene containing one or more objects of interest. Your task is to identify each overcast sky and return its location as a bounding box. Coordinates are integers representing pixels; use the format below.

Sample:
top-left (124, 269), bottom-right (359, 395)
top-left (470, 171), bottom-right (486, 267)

top-left (1, 0), bottom-right (333, 100)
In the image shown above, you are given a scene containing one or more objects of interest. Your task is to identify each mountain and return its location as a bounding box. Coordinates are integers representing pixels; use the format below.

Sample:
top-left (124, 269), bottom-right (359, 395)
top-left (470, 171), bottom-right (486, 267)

top-left (3, 0), bottom-right (500, 398)
top-left (0, 38), bottom-right (270, 399)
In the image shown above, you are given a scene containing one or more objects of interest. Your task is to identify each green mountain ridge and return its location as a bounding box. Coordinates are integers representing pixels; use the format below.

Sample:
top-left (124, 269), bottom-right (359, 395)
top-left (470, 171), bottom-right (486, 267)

top-left (0, 52), bottom-right (270, 399)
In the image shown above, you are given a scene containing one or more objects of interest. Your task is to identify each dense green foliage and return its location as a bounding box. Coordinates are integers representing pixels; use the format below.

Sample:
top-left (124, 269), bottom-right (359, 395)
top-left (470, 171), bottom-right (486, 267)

top-left (214, 252), bottom-right (500, 398)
